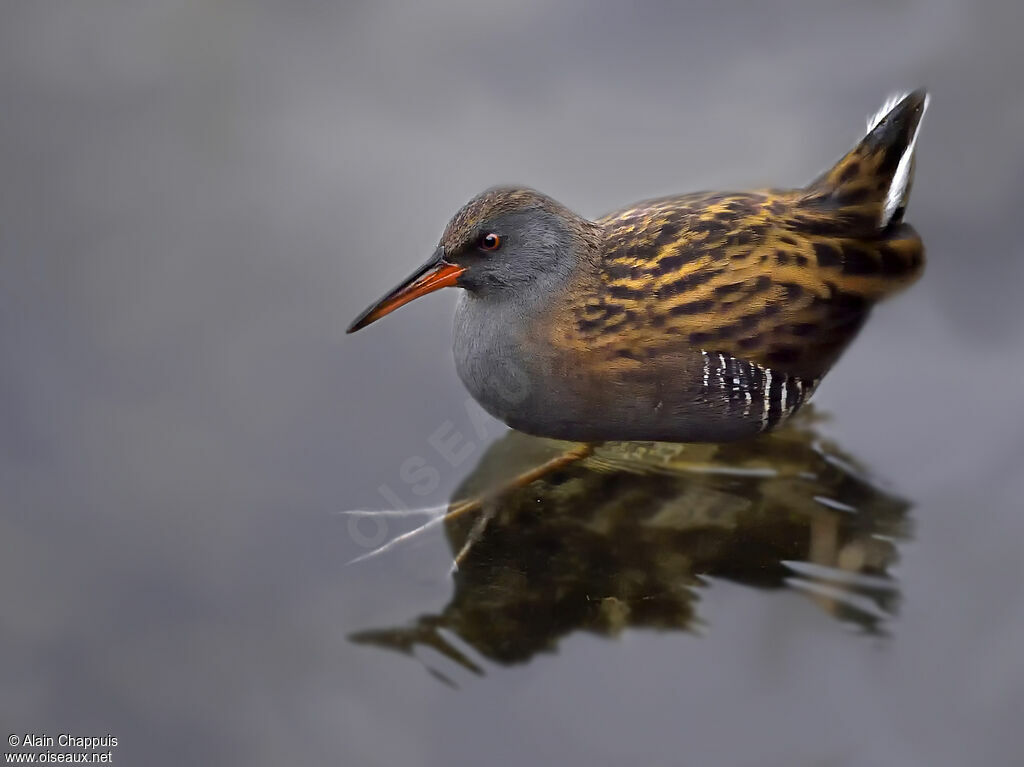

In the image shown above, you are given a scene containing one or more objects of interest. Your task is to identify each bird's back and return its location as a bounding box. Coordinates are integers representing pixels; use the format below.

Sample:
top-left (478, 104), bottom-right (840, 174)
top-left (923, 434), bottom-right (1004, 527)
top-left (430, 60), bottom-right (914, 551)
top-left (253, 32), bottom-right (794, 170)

top-left (528, 91), bottom-right (928, 441)
top-left (579, 185), bottom-right (924, 381)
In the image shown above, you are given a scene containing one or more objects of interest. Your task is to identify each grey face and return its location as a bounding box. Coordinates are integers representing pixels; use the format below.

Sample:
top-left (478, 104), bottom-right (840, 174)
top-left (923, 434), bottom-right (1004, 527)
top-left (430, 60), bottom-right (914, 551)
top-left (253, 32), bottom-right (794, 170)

top-left (445, 209), bottom-right (578, 296)
top-left (347, 189), bottom-right (587, 333)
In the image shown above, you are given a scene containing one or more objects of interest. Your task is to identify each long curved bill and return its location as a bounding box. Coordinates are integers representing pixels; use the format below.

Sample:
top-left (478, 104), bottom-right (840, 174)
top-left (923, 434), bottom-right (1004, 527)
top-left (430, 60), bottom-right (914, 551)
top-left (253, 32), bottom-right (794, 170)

top-left (347, 247), bottom-right (465, 333)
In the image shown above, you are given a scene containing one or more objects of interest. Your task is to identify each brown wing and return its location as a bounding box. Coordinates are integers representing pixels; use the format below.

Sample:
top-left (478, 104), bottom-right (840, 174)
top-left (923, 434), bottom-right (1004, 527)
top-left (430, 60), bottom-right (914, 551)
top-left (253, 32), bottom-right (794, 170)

top-left (565, 190), bottom-right (923, 380)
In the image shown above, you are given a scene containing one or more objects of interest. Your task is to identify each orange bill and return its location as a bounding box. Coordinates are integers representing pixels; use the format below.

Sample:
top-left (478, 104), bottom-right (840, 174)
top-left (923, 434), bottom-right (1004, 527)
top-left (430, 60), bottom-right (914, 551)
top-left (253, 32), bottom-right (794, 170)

top-left (347, 248), bottom-right (465, 333)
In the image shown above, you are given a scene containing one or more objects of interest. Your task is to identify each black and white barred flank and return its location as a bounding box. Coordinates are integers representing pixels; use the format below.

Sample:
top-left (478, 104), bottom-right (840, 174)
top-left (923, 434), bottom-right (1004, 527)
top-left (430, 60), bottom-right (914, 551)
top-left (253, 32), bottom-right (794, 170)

top-left (700, 350), bottom-right (818, 432)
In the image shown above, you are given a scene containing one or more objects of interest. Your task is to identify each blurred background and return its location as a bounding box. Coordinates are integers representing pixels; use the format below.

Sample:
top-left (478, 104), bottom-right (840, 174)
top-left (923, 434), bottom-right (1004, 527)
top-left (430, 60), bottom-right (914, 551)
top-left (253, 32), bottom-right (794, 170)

top-left (2, 1), bottom-right (1023, 765)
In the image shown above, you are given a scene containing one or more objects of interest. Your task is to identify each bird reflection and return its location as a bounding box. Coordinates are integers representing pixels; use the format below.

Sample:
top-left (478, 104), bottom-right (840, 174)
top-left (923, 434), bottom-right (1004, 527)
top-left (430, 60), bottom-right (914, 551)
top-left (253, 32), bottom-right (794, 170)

top-left (350, 408), bottom-right (912, 673)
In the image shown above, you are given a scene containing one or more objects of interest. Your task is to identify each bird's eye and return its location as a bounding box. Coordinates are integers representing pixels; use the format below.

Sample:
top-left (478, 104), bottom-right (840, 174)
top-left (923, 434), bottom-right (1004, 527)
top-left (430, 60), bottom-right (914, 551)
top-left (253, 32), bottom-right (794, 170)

top-left (479, 233), bottom-right (502, 251)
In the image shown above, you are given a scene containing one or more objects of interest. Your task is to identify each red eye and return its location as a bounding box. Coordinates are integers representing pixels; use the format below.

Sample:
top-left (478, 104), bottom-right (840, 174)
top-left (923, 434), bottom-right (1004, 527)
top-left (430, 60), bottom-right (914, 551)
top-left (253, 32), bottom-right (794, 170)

top-left (479, 233), bottom-right (501, 251)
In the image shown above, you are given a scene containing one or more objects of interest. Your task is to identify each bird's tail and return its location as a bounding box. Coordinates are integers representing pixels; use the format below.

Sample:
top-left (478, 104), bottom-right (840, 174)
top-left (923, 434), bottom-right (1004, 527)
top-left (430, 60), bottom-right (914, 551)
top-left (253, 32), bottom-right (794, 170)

top-left (803, 89), bottom-right (929, 234)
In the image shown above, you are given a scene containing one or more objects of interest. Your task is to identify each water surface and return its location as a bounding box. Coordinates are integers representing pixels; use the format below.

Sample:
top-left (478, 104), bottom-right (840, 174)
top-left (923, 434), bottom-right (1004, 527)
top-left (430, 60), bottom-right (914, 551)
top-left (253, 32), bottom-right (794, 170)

top-left (2, 2), bottom-right (1023, 765)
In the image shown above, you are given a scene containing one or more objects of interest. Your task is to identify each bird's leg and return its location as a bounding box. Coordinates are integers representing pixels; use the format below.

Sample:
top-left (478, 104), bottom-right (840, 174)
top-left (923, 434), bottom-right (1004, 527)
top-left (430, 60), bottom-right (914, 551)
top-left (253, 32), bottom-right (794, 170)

top-left (344, 442), bottom-right (596, 569)
top-left (445, 442), bottom-right (596, 571)
top-left (443, 441), bottom-right (597, 527)
top-left (450, 500), bottom-right (498, 572)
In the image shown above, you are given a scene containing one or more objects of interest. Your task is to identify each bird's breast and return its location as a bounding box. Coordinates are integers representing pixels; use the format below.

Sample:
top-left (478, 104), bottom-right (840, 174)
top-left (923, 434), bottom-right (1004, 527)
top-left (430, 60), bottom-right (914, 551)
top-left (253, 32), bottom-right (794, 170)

top-left (453, 293), bottom-right (542, 427)
top-left (453, 291), bottom-right (777, 442)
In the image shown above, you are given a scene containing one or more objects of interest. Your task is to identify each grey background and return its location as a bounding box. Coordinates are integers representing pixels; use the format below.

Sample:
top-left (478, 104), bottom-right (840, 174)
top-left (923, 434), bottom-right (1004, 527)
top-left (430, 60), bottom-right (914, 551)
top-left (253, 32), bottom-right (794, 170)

top-left (2, 1), bottom-right (1023, 765)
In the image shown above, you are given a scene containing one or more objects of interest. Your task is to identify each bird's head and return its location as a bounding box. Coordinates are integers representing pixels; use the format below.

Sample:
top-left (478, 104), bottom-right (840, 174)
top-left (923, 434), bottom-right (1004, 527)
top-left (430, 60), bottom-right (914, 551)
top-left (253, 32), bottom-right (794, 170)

top-left (347, 187), bottom-right (597, 333)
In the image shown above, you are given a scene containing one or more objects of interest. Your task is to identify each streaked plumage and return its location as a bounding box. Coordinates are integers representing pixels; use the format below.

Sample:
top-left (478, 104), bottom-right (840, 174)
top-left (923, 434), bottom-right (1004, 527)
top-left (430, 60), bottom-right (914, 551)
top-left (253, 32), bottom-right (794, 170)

top-left (349, 90), bottom-right (929, 443)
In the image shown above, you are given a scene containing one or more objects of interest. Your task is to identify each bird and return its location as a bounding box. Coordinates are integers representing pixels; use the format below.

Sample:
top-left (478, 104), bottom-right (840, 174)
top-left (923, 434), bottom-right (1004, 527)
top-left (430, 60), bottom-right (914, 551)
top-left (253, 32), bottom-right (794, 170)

top-left (348, 90), bottom-right (928, 445)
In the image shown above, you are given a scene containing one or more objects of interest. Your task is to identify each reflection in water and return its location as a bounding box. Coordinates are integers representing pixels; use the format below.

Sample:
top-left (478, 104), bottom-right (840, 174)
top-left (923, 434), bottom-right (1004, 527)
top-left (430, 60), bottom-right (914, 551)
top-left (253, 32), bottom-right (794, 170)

top-left (351, 409), bottom-right (912, 673)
